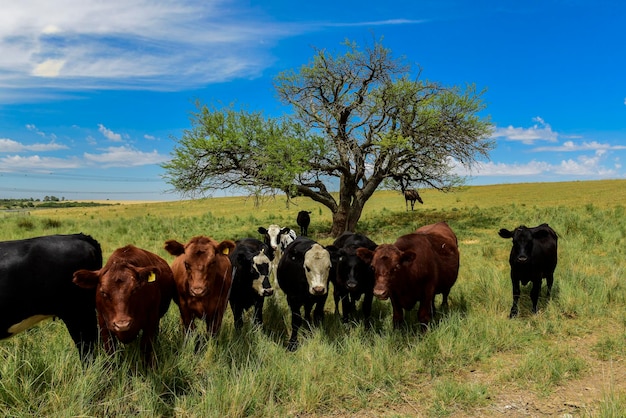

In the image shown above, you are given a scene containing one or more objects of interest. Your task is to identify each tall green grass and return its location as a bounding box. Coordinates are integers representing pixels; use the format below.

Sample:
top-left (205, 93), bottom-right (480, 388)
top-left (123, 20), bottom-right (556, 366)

top-left (0, 180), bottom-right (624, 416)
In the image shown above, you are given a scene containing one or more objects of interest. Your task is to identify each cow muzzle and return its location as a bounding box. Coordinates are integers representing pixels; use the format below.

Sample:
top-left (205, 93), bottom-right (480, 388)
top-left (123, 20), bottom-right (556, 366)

top-left (515, 255), bottom-right (529, 264)
top-left (310, 285), bottom-right (327, 295)
top-left (262, 288), bottom-right (274, 297)
top-left (112, 319), bottom-right (133, 332)
top-left (190, 286), bottom-right (208, 297)
top-left (373, 288), bottom-right (389, 300)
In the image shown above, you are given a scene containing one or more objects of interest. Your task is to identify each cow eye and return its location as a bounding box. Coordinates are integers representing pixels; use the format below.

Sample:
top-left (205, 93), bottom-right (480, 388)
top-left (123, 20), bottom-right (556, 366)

top-left (100, 291), bottom-right (109, 299)
top-left (305, 266), bottom-right (311, 272)
top-left (184, 262), bottom-right (191, 271)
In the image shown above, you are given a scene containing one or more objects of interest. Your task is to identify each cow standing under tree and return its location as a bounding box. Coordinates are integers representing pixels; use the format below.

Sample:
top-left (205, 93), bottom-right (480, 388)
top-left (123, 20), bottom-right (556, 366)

top-left (73, 245), bottom-right (176, 364)
top-left (296, 211), bottom-right (312, 236)
top-left (165, 236), bottom-right (236, 339)
top-left (0, 234), bottom-right (102, 362)
top-left (404, 189), bottom-right (424, 211)
top-left (357, 222), bottom-right (459, 330)
top-left (498, 224), bottom-right (558, 318)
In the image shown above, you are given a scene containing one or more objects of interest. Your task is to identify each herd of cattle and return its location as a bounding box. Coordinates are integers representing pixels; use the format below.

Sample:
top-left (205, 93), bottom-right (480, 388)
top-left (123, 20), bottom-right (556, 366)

top-left (0, 211), bottom-right (558, 363)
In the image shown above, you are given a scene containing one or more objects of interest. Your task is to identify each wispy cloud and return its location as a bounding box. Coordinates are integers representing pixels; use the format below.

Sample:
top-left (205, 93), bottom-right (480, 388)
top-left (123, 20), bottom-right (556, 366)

top-left (83, 145), bottom-right (169, 167)
top-left (98, 124), bottom-right (123, 142)
top-left (0, 138), bottom-right (68, 153)
top-left (0, 154), bottom-right (81, 171)
top-left (0, 0), bottom-right (288, 98)
top-left (492, 117), bottom-right (558, 144)
top-left (533, 140), bottom-right (626, 152)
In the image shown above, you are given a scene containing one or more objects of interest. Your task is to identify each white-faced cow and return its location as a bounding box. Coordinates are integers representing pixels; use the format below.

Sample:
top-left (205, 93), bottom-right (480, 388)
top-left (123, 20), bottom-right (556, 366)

top-left (296, 211), bottom-right (312, 236)
top-left (229, 238), bottom-right (273, 329)
top-left (331, 232), bottom-right (377, 325)
top-left (73, 245), bottom-right (176, 363)
top-left (498, 224), bottom-right (558, 318)
top-left (357, 222), bottom-right (459, 330)
top-left (0, 234), bottom-right (102, 362)
top-left (165, 236), bottom-right (236, 338)
top-left (258, 224), bottom-right (297, 288)
top-left (277, 237), bottom-right (333, 351)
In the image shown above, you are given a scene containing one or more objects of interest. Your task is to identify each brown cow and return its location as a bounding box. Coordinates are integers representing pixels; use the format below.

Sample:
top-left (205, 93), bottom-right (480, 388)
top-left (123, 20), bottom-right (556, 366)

top-left (72, 245), bottom-right (176, 363)
top-left (356, 222), bottom-right (459, 330)
top-left (164, 236), bottom-right (236, 338)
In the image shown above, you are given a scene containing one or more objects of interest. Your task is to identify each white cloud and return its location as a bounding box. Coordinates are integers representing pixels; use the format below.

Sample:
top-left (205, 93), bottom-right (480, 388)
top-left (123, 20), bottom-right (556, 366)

top-left (0, 154), bottom-right (80, 171)
top-left (98, 124), bottom-right (122, 142)
top-left (533, 141), bottom-right (626, 152)
top-left (144, 134), bottom-right (156, 140)
top-left (455, 152), bottom-right (620, 179)
top-left (492, 117), bottom-right (558, 144)
top-left (83, 145), bottom-right (169, 167)
top-left (0, 138), bottom-right (68, 152)
top-left (0, 0), bottom-right (415, 100)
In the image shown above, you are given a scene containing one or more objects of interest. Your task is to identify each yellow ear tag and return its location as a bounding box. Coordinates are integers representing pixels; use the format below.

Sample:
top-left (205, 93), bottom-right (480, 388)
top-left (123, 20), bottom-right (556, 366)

top-left (148, 272), bottom-right (156, 283)
top-left (222, 248), bottom-right (230, 255)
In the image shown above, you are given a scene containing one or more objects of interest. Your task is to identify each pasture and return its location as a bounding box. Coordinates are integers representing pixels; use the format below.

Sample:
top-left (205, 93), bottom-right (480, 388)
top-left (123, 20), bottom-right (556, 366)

top-left (0, 180), bottom-right (625, 417)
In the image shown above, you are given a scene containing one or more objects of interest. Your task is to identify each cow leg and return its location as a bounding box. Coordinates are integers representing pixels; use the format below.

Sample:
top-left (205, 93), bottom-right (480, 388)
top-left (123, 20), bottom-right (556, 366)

top-left (530, 279), bottom-right (542, 314)
top-left (60, 313), bottom-right (98, 363)
top-left (253, 298), bottom-right (264, 326)
top-left (509, 278), bottom-right (521, 318)
top-left (140, 327), bottom-right (157, 366)
top-left (418, 298), bottom-right (434, 332)
top-left (342, 294), bottom-right (355, 323)
top-left (362, 291), bottom-right (373, 328)
top-left (546, 273), bottom-right (554, 298)
top-left (313, 296), bottom-right (326, 325)
top-left (440, 290), bottom-right (450, 311)
top-left (390, 298), bottom-right (405, 329)
top-left (287, 304), bottom-right (303, 351)
top-left (231, 303), bottom-right (245, 330)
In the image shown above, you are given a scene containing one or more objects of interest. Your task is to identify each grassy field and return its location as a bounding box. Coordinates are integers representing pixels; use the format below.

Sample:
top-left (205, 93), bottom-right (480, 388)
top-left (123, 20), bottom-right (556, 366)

top-left (0, 179), bottom-right (625, 417)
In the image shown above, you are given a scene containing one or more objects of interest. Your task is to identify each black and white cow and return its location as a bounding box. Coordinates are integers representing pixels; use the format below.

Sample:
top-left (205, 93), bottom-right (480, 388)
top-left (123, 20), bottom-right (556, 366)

top-left (331, 232), bottom-right (377, 325)
top-left (0, 233), bottom-right (103, 361)
top-left (229, 238), bottom-right (273, 329)
top-left (277, 237), bottom-right (333, 351)
top-left (498, 224), bottom-right (558, 318)
top-left (258, 224), bottom-right (297, 288)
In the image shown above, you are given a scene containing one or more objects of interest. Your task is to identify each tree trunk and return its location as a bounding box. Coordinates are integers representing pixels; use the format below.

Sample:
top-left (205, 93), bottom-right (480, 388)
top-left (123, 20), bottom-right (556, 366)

top-left (330, 195), bottom-right (365, 238)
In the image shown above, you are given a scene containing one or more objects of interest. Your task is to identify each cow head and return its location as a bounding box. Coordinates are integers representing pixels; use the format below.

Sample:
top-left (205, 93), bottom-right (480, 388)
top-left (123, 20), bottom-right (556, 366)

top-left (357, 244), bottom-right (416, 300)
top-left (337, 249), bottom-right (369, 292)
top-left (73, 262), bottom-right (159, 340)
top-left (250, 249), bottom-right (273, 297)
top-left (303, 244), bottom-right (331, 295)
top-left (165, 236), bottom-right (235, 297)
top-left (499, 226), bottom-right (545, 265)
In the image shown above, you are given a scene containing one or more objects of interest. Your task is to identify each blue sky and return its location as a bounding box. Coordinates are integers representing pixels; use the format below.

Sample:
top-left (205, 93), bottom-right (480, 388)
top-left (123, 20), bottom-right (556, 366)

top-left (1, 0), bottom-right (625, 201)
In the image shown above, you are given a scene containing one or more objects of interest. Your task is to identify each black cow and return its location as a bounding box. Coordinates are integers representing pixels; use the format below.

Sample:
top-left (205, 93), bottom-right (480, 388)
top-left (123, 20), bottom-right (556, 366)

top-left (277, 237), bottom-right (333, 351)
top-left (0, 233), bottom-right (102, 361)
top-left (331, 232), bottom-right (377, 325)
top-left (229, 238), bottom-right (273, 329)
top-left (296, 211), bottom-right (312, 236)
top-left (498, 224), bottom-right (558, 318)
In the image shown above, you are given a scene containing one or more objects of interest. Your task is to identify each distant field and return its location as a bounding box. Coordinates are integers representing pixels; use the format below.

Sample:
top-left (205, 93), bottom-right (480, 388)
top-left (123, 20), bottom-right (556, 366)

top-left (0, 179), bottom-right (625, 417)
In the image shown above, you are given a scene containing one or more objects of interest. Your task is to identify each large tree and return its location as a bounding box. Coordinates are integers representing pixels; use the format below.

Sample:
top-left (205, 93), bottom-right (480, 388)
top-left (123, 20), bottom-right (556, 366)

top-left (163, 40), bottom-right (494, 237)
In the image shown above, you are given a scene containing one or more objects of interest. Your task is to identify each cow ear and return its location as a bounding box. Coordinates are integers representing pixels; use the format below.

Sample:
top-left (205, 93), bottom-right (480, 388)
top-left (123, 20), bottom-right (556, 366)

top-left (356, 248), bottom-right (374, 264)
top-left (137, 267), bottom-right (158, 283)
top-left (218, 240), bottom-right (236, 256)
top-left (400, 250), bottom-right (417, 265)
top-left (258, 227), bottom-right (268, 235)
top-left (498, 229), bottom-right (514, 239)
top-left (164, 240), bottom-right (185, 256)
top-left (73, 269), bottom-right (100, 289)
top-left (280, 227), bottom-right (291, 235)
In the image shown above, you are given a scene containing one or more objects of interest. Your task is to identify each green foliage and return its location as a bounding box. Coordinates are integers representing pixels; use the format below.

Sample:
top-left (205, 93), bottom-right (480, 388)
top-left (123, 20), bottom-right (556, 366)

top-left (0, 180), bottom-right (624, 416)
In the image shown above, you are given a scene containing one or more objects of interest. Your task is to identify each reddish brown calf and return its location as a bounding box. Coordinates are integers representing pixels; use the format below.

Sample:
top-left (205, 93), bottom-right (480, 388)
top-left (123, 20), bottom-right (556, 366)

top-left (73, 245), bottom-right (176, 363)
top-left (164, 236), bottom-right (235, 338)
top-left (357, 222), bottom-right (459, 330)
